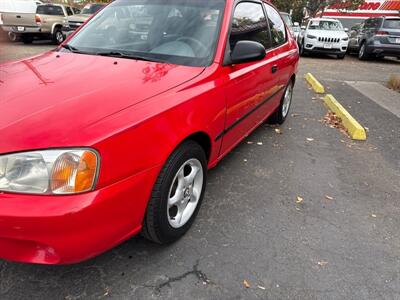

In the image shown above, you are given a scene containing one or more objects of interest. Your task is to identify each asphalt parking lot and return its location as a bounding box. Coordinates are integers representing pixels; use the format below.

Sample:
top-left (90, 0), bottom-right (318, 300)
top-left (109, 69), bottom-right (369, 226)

top-left (0, 42), bottom-right (400, 300)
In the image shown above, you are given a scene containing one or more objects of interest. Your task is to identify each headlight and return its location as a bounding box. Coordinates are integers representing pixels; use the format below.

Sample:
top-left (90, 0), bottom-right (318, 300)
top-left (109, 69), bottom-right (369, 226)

top-left (307, 34), bottom-right (317, 39)
top-left (342, 37), bottom-right (349, 41)
top-left (63, 19), bottom-right (69, 26)
top-left (0, 149), bottom-right (99, 195)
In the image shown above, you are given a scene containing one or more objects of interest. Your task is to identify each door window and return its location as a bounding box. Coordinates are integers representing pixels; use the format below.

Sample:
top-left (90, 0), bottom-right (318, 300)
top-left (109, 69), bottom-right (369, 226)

top-left (264, 4), bottom-right (286, 47)
top-left (229, 2), bottom-right (270, 50)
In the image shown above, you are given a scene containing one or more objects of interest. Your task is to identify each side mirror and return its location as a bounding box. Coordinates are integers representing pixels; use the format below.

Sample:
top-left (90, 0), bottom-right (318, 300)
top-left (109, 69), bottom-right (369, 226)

top-left (344, 28), bottom-right (349, 32)
top-left (301, 26), bottom-right (306, 30)
top-left (231, 40), bottom-right (266, 64)
top-left (294, 22), bottom-right (299, 26)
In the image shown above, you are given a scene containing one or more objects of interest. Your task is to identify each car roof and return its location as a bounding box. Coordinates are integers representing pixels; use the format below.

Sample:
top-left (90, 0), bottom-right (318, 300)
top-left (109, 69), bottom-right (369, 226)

top-left (310, 18), bottom-right (340, 22)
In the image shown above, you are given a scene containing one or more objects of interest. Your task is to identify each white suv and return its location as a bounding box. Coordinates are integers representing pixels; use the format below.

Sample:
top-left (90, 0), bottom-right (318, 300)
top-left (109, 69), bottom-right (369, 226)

top-left (298, 18), bottom-right (349, 59)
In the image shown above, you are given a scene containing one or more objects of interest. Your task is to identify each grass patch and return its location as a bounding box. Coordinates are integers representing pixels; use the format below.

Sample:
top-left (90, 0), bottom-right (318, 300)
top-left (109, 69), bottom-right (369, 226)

top-left (387, 74), bottom-right (400, 92)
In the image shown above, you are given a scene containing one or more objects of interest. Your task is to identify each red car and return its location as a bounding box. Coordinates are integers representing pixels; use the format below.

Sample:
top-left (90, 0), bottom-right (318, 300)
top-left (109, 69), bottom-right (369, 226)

top-left (0, 0), bottom-right (298, 264)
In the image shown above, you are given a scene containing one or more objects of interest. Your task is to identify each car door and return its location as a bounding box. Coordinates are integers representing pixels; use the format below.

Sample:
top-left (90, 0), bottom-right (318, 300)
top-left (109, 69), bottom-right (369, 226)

top-left (219, 0), bottom-right (281, 155)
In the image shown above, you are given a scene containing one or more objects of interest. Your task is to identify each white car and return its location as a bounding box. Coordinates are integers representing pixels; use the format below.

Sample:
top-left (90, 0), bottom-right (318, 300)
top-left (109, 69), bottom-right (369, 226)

top-left (298, 18), bottom-right (349, 59)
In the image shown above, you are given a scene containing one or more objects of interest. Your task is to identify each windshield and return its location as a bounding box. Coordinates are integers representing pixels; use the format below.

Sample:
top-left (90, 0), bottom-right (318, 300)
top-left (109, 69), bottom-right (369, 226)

top-left (309, 20), bottom-right (343, 31)
top-left (81, 4), bottom-right (104, 15)
top-left (67, 0), bottom-right (225, 67)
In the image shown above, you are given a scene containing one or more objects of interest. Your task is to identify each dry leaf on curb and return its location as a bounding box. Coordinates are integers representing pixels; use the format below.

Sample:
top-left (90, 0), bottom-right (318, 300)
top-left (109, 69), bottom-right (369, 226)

top-left (306, 138), bottom-right (314, 142)
top-left (243, 280), bottom-right (250, 288)
top-left (318, 261), bottom-right (328, 266)
top-left (258, 286), bottom-right (266, 290)
top-left (275, 128), bottom-right (282, 134)
top-left (325, 195), bottom-right (334, 200)
top-left (296, 196), bottom-right (304, 204)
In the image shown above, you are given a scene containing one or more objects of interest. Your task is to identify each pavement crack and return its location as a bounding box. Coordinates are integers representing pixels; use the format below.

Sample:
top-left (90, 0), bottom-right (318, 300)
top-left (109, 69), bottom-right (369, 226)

top-left (153, 260), bottom-right (210, 292)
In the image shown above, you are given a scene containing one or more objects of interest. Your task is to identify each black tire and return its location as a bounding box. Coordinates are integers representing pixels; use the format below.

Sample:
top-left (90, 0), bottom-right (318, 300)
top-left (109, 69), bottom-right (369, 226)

top-left (8, 32), bottom-right (19, 42)
top-left (358, 42), bottom-right (370, 60)
top-left (268, 79), bottom-right (294, 125)
top-left (299, 40), bottom-right (307, 56)
top-left (337, 53), bottom-right (346, 59)
top-left (21, 34), bottom-right (33, 44)
top-left (142, 140), bottom-right (208, 244)
top-left (52, 28), bottom-right (64, 45)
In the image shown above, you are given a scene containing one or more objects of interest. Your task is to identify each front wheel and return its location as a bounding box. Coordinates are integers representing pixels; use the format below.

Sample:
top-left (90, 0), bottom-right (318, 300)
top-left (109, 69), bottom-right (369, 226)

top-left (269, 80), bottom-right (294, 125)
top-left (142, 140), bottom-right (207, 244)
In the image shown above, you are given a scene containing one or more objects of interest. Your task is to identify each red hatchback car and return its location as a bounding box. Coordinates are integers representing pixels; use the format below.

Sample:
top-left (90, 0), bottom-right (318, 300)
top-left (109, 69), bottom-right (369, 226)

top-left (0, 0), bottom-right (298, 264)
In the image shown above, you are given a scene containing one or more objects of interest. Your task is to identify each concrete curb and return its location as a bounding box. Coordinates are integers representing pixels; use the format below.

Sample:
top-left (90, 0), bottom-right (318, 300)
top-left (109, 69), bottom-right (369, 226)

top-left (305, 73), bottom-right (325, 94)
top-left (324, 94), bottom-right (367, 141)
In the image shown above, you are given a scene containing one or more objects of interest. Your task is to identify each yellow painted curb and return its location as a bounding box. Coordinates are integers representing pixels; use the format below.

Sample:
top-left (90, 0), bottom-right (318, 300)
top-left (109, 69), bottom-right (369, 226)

top-left (323, 94), bottom-right (367, 141)
top-left (305, 73), bottom-right (325, 94)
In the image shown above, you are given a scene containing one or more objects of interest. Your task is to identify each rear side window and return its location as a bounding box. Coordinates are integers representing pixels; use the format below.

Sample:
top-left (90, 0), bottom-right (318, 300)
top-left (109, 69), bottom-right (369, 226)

top-left (383, 19), bottom-right (400, 29)
top-left (230, 2), bottom-right (270, 50)
top-left (37, 5), bottom-right (64, 16)
top-left (264, 4), bottom-right (286, 47)
top-left (365, 18), bottom-right (382, 29)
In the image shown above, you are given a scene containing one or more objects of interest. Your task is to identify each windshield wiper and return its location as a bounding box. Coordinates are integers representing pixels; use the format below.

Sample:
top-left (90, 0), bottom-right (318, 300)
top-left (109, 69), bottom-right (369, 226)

top-left (96, 51), bottom-right (165, 63)
top-left (61, 44), bottom-right (91, 55)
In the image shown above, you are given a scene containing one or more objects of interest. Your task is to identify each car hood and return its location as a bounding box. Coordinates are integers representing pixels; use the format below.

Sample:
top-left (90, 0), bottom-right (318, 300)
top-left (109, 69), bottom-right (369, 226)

top-left (308, 30), bottom-right (348, 38)
top-left (65, 14), bottom-right (91, 22)
top-left (0, 51), bottom-right (205, 153)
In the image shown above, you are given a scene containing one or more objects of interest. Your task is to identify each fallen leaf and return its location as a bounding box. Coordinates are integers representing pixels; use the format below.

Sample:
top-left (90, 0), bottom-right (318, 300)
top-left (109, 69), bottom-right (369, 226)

top-left (318, 261), bottom-right (328, 266)
top-left (243, 280), bottom-right (250, 288)
top-left (257, 142), bottom-right (263, 145)
top-left (258, 285), bottom-right (266, 290)
top-left (371, 214), bottom-right (377, 218)
top-left (325, 195), bottom-right (334, 200)
top-left (291, 113), bottom-right (300, 117)
top-left (247, 141), bottom-right (254, 144)
top-left (243, 159), bottom-right (248, 162)
top-left (275, 128), bottom-right (282, 134)
top-left (296, 196), bottom-right (304, 204)
top-left (306, 138), bottom-right (314, 142)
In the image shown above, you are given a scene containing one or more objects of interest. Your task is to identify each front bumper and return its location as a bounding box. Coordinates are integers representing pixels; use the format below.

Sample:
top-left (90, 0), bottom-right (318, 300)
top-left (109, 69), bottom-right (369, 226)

top-left (62, 26), bottom-right (75, 38)
top-left (304, 39), bottom-right (348, 55)
top-left (0, 165), bottom-right (160, 264)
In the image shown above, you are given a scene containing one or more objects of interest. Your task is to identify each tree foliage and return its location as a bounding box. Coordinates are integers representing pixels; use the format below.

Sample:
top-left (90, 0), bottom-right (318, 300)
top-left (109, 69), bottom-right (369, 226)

top-left (271, 0), bottom-right (365, 22)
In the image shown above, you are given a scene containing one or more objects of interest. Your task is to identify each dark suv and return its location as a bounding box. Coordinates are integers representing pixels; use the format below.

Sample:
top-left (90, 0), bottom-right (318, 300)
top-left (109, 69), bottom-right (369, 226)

top-left (348, 16), bottom-right (400, 60)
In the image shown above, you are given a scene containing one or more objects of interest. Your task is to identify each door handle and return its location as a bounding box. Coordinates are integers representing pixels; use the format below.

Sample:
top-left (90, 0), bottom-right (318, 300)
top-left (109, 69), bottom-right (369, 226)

top-left (272, 65), bottom-right (278, 74)
top-left (16, 15), bottom-right (21, 18)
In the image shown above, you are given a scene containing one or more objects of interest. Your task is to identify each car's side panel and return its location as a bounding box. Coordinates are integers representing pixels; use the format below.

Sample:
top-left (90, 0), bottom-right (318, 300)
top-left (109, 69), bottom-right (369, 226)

top-left (85, 65), bottom-right (226, 189)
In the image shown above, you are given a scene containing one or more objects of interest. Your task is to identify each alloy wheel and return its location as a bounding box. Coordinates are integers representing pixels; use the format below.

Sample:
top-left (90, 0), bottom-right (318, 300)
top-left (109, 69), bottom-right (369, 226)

top-left (167, 158), bottom-right (204, 229)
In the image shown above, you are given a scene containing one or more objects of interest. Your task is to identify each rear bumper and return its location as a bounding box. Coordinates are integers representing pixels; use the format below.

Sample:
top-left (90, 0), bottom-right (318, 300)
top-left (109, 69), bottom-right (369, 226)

top-left (1, 26), bottom-right (41, 34)
top-left (368, 43), bottom-right (400, 57)
top-left (0, 165), bottom-right (160, 265)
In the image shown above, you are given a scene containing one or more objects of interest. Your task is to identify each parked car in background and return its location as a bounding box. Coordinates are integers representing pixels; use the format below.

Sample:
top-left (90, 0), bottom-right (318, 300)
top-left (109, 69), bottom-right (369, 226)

top-left (280, 12), bottom-right (294, 37)
top-left (298, 18), bottom-right (349, 59)
top-left (292, 22), bottom-right (301, 41)
top-left (0, 0), bottom-right (42, 42)
top-left (62, 3), bottom-right (105, 38)
top-left (0, 0), bottom-right (298, 264)
top-left (1, 3), bottom-right (77, 44)
top-left (348, 16), bottom-right (400, 60)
